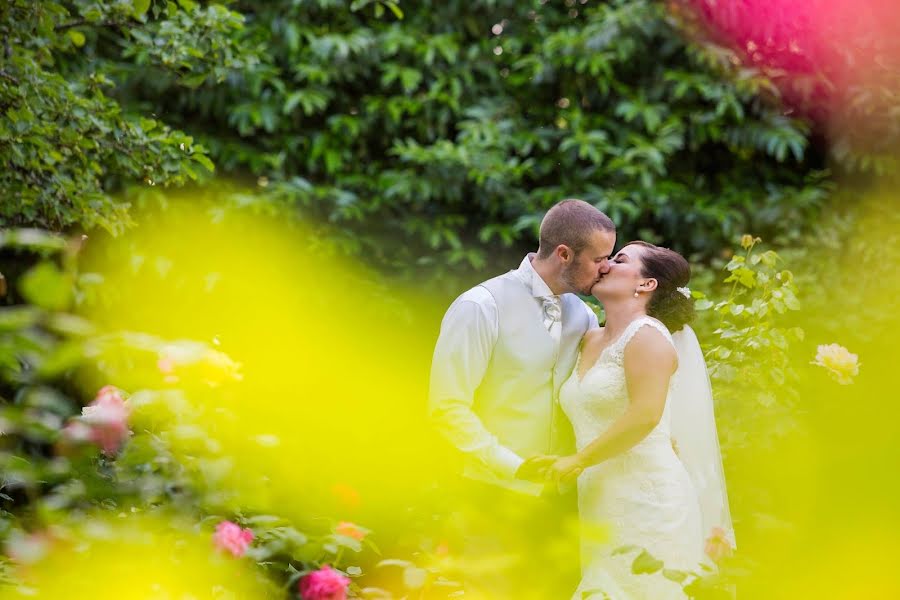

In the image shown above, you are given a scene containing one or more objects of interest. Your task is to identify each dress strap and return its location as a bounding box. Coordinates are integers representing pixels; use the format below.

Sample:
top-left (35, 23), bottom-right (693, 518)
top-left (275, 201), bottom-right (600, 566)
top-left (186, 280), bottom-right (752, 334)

top-left (615, 316), bottom-right (675, 354)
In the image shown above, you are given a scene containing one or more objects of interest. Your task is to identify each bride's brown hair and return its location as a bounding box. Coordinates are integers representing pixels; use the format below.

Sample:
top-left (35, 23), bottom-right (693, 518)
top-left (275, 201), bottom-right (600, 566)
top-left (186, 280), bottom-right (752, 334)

top-left (625, 241), bottom-right (694, 332)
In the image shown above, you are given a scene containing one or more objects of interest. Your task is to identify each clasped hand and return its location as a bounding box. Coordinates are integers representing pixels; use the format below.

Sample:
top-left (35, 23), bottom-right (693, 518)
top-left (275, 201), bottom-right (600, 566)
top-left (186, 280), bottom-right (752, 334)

top-left (515, 454), bottom-right (585, 485)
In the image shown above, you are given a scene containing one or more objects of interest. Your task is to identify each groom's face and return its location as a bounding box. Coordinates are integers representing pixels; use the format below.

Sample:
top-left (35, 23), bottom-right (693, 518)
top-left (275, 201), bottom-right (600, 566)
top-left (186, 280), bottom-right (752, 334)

top-left (562, 229), bottom-right (616, 295)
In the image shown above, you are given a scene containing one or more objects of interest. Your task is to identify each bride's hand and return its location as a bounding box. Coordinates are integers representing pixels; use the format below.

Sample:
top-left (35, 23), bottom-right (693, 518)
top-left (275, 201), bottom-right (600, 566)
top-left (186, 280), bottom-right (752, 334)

top-left (548, 455), bottom-right (585, 484)
top-left (515, 454), bottom-right (558, 483)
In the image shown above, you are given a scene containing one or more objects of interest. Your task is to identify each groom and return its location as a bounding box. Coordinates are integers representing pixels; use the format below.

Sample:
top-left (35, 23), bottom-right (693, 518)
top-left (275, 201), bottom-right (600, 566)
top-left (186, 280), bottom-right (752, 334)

top-left (429, 199), bottom-right (616, 597)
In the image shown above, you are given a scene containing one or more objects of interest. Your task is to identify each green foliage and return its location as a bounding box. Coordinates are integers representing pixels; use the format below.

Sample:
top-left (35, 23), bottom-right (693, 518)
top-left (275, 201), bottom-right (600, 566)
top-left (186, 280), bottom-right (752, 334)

top-left (89, 0), bottom-right (828, 278)
top-left (0, 0), bottom-right (841, 280)
top-left (589, 545), bottom-right (736, 599)
top-left (697, 236), bottom-right (804, 449)
top-left (0, 0), bottom-right (257, 233)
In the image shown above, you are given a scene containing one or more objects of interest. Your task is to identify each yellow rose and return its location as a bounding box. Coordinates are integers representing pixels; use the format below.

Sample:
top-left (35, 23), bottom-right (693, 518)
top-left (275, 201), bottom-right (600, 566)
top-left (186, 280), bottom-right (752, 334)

top-left (812, 343), bottom-right (860, 385)
top-left (740, 234), bottom-right (755, 249)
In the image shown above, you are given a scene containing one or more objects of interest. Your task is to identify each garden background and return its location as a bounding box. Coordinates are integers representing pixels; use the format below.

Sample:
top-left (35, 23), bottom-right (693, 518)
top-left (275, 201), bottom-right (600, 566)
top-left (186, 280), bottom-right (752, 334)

top-left (0, 0), bottom-right (898, 598)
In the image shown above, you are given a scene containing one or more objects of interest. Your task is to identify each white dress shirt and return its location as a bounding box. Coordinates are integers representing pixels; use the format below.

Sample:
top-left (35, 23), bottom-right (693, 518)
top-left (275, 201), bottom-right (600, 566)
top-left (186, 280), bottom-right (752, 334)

top-left (429, 254), bottom-right (599, 481)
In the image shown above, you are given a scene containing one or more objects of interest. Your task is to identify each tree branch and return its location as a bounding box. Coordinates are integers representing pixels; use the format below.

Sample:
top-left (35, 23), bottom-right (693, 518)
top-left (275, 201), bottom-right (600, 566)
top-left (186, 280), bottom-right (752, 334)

top-left (0, 69), bottom-right (19, 85)
top-left (55, 19), bottom-right (122, 32)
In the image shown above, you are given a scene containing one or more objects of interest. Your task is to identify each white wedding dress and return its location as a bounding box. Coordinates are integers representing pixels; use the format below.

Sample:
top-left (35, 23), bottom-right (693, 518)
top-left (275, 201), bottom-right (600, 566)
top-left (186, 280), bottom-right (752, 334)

top-left (560, 316), bottom-right (707, 599)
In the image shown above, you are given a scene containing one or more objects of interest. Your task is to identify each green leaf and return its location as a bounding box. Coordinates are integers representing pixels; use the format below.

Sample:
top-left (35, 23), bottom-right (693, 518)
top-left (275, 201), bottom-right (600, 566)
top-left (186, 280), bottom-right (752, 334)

top-left (192, 153), bottom-right (215, 173)
top-left (662, 569), bottom-right (689, 583)
top-left (0, 307), bottom-right (42, 332)
top-left (694, 299), bottom-right (714, 311)
top-left (68, 30), bottom-right (86, 47)
top-left (0, 229), bottom-right (67, 253)
top-left (180, 73), bottom-right (208, 88)
top-left (631, 549), bottom-right (664, 575)
top-left (611, 544), bottom-right (640, 556)
top-left (385, 2), bottom-right (404, 19)
top-left (132, 0), bottom-right (151, 17)
top-left (19, 262), bottom-right (72, 312)
top-left (376, 559), bottom-right (414, 568)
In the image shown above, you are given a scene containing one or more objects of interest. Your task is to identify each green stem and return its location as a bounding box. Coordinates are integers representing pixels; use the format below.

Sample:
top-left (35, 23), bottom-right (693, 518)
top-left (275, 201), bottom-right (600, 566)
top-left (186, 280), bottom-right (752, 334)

top-left (719, 240), bottom-right (756, 328)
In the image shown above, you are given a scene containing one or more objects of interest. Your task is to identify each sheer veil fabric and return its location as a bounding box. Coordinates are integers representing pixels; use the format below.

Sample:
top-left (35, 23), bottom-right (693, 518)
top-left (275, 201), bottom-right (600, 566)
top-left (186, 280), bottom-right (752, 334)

top-left (670, 325), bottom-right (736, 551)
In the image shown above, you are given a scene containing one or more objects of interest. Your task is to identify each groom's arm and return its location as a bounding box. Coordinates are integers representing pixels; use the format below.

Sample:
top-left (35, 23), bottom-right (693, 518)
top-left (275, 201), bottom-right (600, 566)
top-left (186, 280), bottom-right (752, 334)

top-left (428, 291), bottom-right (525, 480)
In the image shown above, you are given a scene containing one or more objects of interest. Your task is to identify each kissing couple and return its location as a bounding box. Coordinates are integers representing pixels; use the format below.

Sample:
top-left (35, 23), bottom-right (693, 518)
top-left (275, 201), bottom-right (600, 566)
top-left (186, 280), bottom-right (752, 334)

top-left (429, 199), bottom-right (734, 599)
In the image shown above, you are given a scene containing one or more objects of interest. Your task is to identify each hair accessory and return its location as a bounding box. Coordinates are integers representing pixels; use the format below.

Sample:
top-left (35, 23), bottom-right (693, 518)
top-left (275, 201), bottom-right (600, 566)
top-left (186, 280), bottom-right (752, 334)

top-left (677, 286), bottom-right (691, 299)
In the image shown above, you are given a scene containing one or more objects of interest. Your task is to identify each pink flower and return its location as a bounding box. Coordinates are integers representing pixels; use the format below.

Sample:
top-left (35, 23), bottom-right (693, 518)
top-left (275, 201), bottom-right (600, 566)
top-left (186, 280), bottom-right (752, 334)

top-left (61, 420), bottom-right (92, 443)
top-left (5, 532), bottom-right (51, 565)
top-left (81, 386), bottom-right (130, 455)
top-left (157, 355), bottom-right (180, 384)
top-left (156, 356), bottom-right (175, 374)
top-left (335, 521), bottom-right (366, 541)
top-left (299, 565), bottom-right (350, 600)
top-left (213, 521), bottom-right (254, 557)
top-left (704, 526), bottom-right (734, 563)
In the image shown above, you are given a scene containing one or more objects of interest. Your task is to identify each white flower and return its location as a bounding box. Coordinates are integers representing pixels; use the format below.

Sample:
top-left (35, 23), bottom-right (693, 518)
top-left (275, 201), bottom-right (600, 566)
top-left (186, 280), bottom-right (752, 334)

top-left (676, 286), bottom-right (691, 299)
top-left (812, 343), bottom-right (860, 385)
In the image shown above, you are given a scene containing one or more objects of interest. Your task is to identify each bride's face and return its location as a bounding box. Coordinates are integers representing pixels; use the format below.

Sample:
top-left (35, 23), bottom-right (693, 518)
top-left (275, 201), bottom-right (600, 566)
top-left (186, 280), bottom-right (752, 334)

top-left (590, 245), bottom-right (647, 301)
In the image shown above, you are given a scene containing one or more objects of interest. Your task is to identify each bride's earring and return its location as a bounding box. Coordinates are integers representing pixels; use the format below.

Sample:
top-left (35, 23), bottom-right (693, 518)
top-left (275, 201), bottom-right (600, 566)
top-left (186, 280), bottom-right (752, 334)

top-left (633, 289), bottom-right (640, 298)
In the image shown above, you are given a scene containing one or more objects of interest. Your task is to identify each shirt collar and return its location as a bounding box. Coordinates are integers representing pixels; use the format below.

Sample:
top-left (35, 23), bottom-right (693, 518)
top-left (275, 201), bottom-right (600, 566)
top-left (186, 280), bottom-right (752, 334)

top-left (516, 253), bottom-right (556, 298)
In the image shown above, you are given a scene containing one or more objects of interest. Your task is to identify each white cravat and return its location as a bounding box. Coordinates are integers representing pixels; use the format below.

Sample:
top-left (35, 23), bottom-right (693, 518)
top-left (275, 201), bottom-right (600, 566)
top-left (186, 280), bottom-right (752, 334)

top-left (541, 295), bottom-right (562, 343)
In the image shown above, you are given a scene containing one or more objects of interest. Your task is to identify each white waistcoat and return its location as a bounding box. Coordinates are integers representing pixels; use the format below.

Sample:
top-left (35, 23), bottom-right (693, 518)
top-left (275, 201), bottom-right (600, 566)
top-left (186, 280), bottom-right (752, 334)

top-left (466, 271), bottom-right (594, 493)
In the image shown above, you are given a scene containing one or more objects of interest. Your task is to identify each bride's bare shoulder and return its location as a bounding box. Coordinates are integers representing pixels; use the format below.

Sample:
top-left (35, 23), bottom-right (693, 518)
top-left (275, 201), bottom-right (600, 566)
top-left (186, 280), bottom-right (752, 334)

top-left (624, 326), bottom-right (677, 371)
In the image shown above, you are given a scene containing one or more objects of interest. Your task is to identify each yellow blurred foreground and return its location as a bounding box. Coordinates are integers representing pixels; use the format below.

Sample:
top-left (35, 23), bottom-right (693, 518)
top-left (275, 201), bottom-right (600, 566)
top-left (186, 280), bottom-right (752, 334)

top-left (0, 513), bottom-right (275, 599)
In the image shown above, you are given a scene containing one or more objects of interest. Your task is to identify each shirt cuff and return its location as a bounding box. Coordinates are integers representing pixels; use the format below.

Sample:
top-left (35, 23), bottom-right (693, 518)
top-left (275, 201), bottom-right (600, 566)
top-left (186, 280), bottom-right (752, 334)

top-left (489, 445), bottom-right (525, 480)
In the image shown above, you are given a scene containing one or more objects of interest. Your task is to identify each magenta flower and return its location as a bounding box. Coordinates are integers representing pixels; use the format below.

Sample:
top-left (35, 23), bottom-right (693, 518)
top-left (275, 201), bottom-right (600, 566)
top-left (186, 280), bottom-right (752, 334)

top-left (299, 565), bottom-right (350, 600)
top-left (213, 521), bottom-right (254, 557)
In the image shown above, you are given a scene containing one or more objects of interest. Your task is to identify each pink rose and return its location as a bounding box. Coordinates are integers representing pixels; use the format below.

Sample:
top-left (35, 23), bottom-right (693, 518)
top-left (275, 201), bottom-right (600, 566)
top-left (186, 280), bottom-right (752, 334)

top-left (299, 565), bottom-right (350, 600)
top-left (157, 355), bottom-right (180, 384)
top-left (5, 531), bottom-right (51, 565)
top-left (61, 420), bottom-right (93, 443)
top-left (156, 356), bottom-right (175, 374)
top-left (213, 521), bottom-right (254, 557)
top-left (704, 526), bottom-right (734, 563)
top-left (81, 386), bottom-right (130, 455)
top-left (335, 521), bottom-right (366, 541)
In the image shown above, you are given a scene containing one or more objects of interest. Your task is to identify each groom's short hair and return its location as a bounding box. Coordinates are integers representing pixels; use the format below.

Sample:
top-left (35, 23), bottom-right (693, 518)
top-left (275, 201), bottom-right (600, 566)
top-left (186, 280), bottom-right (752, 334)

top-left (536, 199), bottom-right (615, 259)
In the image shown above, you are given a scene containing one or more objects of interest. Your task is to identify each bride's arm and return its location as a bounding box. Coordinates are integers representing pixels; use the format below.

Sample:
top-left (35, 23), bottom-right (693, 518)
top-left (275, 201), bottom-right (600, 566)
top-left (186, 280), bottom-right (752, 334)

top-left (550, 327), bottom-right (677, 482)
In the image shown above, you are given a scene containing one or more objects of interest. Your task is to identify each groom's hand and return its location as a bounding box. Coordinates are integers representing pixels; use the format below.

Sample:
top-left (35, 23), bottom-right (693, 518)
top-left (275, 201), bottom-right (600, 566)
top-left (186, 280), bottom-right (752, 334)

top-left (548, 455), bottom-right (585, 485)
top-left (515, 455), bottom-right (558, 483)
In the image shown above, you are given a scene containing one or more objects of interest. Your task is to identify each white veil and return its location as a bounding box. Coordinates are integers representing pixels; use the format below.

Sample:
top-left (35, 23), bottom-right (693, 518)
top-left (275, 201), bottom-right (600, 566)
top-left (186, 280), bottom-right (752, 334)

top-left (670, 325), bottom-right (736, 550)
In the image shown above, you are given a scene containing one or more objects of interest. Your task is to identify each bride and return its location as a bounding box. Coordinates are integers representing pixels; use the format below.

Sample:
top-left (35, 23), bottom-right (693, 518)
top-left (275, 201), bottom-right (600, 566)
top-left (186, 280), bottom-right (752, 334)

top-left (548, 241), bottom-right (735, 599)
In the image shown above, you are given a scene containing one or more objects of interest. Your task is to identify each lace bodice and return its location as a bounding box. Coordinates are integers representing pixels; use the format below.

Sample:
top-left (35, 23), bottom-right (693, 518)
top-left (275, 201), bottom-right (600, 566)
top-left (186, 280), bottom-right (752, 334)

top-left (561, 316), bottom-right (677, 455)
top-left (560, 316), bottom-right (702, 599)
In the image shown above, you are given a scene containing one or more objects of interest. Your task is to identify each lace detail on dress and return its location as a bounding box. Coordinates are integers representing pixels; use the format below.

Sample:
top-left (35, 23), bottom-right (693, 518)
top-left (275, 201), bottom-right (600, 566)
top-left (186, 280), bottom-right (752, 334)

top-left (560, 315), bottom-right (703, 600)
top-left (606, 316), bottom-right (675, 364)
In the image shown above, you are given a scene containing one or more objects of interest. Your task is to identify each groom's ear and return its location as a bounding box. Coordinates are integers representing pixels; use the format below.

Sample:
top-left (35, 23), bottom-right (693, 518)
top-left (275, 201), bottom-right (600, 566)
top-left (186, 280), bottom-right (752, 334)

top-left (556, 244), bottom-right (574, 263)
